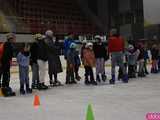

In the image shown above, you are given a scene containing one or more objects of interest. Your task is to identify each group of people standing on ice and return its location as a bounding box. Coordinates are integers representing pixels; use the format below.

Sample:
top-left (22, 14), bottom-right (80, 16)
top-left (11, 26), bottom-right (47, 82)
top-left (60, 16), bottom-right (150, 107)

top-left (0, 29), bottom-right (160, 97)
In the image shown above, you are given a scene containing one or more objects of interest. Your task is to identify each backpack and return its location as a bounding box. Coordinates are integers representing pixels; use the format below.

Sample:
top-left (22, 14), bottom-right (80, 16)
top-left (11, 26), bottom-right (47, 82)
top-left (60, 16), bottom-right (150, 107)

top-left (0, 42), bottom-right (4, 61)
top-left (1, 87), bottom-right (16, 97)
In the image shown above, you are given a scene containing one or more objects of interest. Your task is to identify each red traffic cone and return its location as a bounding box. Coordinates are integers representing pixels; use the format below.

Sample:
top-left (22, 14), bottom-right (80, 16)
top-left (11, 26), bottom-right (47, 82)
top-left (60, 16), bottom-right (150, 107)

top-left (33, 95), bottom-right (40, 108)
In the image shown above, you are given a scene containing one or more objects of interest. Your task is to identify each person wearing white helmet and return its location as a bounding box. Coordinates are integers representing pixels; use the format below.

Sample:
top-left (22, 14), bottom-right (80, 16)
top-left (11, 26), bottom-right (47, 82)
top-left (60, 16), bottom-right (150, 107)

top-left (82, 42), bottom-right (97, 85)
top-left (85, 42), bottom-right (93, 48)
top-left (0, 33), bottom-right (16, 96)
top-left (45, 30), bottom-right (53, 38)
top-left (66, 42), bottom-right (77, 84)
top-left (94, 35), bottom-right (101, 41)
top-left (45, 30), bottom-right (63, 86)
top-left (93, 35), bottom-right (107, 83)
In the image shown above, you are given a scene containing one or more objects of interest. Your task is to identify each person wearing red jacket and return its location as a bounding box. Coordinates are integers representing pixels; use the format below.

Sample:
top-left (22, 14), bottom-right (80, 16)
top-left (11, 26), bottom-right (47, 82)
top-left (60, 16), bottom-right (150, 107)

top-left (108, 29), bottom-right (128, 84)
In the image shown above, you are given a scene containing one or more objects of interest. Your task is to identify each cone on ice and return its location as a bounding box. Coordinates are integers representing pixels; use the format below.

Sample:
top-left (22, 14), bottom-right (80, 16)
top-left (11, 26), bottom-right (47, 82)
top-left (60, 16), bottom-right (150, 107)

top-left (86, 104), bottom-right (95, 120)
top-left (33, 95), bottom-right (40, 108)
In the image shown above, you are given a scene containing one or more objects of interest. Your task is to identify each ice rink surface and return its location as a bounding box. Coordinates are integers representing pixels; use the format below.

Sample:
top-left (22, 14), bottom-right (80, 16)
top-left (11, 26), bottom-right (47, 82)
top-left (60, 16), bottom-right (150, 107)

top-left (0, 65), bottom-right (160, 120)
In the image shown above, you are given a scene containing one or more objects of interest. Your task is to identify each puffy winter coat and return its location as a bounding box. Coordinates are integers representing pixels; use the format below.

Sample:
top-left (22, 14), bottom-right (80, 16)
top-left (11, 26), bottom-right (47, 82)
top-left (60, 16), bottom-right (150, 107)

top-left (82, 48), bottom-right (95, 67)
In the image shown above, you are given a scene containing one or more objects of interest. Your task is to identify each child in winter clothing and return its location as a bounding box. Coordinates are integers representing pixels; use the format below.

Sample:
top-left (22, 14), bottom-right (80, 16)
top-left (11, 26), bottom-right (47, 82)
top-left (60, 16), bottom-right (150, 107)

top-left (118, 53), bottom-right (127, 80)
top-left (93, 36), bottom-right (107, 82)
top-left (66, 43), bottom-right (77, 84)
top-left (144, 46), bottom-right (149, 74)
top-left (127, 45), bottom-right (139, 78)
top-left (137, 43), bottom-right (145, 77)
top-left (151, 44), bottom-right (159, 73)
top-left (74, 50), bottom-right (81, 81)
top-left (17, 44), bottom-right (32, 95)
top-left (83, 42), bottom-right (97, 85)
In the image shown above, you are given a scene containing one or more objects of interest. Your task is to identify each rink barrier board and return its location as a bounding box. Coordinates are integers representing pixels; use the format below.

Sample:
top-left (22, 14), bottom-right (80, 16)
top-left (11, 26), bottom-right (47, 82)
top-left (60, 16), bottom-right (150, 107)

top-left (10, 58), bottom-right (152, 74)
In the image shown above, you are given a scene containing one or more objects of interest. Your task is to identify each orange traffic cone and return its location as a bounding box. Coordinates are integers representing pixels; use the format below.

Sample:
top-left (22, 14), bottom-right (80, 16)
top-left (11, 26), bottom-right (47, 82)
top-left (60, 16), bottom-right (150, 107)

top-left (33, 95), bottom-right (40, 108)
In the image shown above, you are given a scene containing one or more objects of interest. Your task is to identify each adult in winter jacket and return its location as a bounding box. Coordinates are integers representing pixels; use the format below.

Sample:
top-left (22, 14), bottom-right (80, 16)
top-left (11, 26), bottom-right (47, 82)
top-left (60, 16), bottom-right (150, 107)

top-left (30, 35), bottom-right (39, 89)
top-left (45, 30), bottom-right (63, 86)
top-left (108, 29), bottom-right (128, 84)
top-left (0, 33), bottom-right (16, 96)
top-left (36, 34), bottom-right (48, 90)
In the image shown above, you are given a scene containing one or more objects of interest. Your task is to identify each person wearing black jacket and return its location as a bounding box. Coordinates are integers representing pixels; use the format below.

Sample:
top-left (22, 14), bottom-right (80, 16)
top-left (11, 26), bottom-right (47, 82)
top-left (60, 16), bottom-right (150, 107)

top-left (36, 34), bottom-right (48, 90)
top-left (30, 35), bottom-right (40, 89)
top-left (0, 33), bottom-right (16, 96)
top-left (93, 36), bottom-right (107, 82)
top-left (137, 43), bottom-right (145, 77)
top-left (45, 30), bottom-right (63, 86)
top-left (151, 44), bottom-right (159, 73)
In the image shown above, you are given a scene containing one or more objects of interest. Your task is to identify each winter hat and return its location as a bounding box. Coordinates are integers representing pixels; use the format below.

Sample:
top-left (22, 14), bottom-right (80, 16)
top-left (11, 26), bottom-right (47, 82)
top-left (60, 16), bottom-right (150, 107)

top-left (45, 30), bottom-right (53, 37)
top-left (34, 33), bottom-right (43, 41)
top-left (70, 43), bottom-right (77, 49)
top-left (86, 42), bottom-right (93, 48)
top-left (128, 44), bottom-right (134, 50)
top-left (95, 35), bottom-right (101, 40)
top-left (6, 33), bottom-right (16, 40)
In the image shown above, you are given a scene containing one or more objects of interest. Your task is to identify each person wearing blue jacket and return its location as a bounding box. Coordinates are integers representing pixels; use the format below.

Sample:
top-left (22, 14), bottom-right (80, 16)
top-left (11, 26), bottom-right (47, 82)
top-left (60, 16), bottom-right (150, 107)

top-left (17, 44), bottom-right (32, 95)
top-left (64, 33), bottom-right (81, 81)
top-left (66, 43), bottom-right (77, 84)
top-left (64, 33), bottom-right (75, 59)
